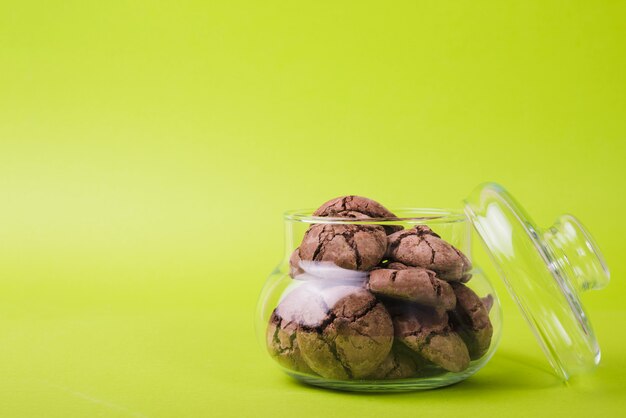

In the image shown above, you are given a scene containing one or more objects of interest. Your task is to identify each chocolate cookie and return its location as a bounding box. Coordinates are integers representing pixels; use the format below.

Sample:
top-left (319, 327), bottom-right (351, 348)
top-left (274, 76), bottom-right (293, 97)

top-left (313, 195), bottom-right (402, 234)
top-left (386, 226), bottom-right (472, 282)
top-left (391, 304), bottom-right (470, 372)
top-left (298, 223), bottom-right (387, 271)
top-left (267, 313), bottom-right (315, 374)
top-left (266, 285), bottom-right (328, 374)
top-left (450, 283), bottom-right (493, 360)
top-left (368, 266), bottom-right (456, 310)
top-left (297, 286), bottom-right (394, 379)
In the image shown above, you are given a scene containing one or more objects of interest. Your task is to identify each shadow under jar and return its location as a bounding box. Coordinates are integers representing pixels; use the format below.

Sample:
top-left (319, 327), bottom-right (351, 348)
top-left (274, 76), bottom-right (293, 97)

top-left (256, 208), bottom-right (502, 392)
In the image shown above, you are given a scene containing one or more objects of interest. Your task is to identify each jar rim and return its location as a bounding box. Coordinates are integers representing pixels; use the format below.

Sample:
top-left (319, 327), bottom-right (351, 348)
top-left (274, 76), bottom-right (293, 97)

top-left (283, 207), bottom-right (466, 224)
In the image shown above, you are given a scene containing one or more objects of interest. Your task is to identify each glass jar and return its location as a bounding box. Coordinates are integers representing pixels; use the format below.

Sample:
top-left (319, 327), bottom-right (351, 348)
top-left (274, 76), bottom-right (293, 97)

top-left (256, 207), bottom-right (501, 391)
top-left (255, 184), bottom-right (609, 392)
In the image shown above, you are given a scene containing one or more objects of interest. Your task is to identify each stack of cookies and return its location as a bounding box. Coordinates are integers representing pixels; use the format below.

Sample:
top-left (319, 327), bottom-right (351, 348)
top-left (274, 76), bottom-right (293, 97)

top-left (267, 196), bottom-right (493, 380)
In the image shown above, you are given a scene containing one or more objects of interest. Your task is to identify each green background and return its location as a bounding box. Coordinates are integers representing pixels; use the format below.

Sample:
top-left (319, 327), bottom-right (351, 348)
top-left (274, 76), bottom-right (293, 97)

top-left (1, 1), bottom-right (625, 417)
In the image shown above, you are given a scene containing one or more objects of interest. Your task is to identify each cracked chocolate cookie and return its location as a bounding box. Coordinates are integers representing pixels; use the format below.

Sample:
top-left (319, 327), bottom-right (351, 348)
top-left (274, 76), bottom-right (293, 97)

top-left (298, 223), bottom-right (387, 271)
top-left (267, 313), bottom-right (315, 374)
top-left (390, 303), bottom-right (470, 373)
top-left (450, 283), bottom-right (493, 360)
top-left (386, 226), bottom-right (472, 282)
top-left (266, 285), bottom-right (328, 374)
top-left (296, 286), bottom-right (394, 379)
top-left (313, 195), bottom-right (402, 234)
top-left (367, 266), bottom-right (456, 310)
top-left (313, 195), bottom-right (395, 218)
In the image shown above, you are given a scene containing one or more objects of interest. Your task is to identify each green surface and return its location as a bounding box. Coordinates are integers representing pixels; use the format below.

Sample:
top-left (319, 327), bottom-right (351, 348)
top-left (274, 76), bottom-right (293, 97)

top-left (1, 1), bottom-right (625, 417)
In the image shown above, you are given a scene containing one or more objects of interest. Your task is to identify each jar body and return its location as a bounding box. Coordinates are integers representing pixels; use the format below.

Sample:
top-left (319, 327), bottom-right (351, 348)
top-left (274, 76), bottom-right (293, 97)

top-left (256, 209), bottom-right (502, 391)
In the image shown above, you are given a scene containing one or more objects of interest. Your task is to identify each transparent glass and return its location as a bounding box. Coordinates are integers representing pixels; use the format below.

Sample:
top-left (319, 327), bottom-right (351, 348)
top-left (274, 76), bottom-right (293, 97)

top-left (465, 183), bottom-right (610, 380)
top-left (256, 208), bottom-right (502, 392)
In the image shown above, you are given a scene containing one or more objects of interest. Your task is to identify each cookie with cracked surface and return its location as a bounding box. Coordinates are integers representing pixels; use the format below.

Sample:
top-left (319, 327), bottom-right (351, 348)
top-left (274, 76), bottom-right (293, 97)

top-left (313, 195), bottom-right (402, 234)
top-left (266, 285), bottom-right (329, 374)
top-left (296, 286), bottom-right (394, 379)
top-left (267, 312), bottom-right (315, 374)
top-left (298, 223), bottom-right (387, 271)
top-left (449, 283), bottom-right (493, 360)
top-left (368, 266), bottom-right (456, 310)
top-left (386, 226), bottom-right (472, 282)
top-left (391, 303), bottom-right (470, 372)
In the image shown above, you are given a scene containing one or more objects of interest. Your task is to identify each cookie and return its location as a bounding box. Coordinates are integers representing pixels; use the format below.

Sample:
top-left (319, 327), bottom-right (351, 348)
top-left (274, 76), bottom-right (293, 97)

top-left (267, 312), bottom-right (315, 374)
top-left (266, 285), bottom-right (328, 374)
top-left (390, 303), bottom-right (470, 372)
top-left (313, 195), bottom-right (402, 234)
top-left (298, 223), bottom-right (387, 271)
top-left (297, 286), bottom-right (394, 379)
top-left (386, 226), bottom-right (472, 282)
top-left (368, 266), bottom-right (456, 310)
top-left (449, 283), bottom-right (493, 360)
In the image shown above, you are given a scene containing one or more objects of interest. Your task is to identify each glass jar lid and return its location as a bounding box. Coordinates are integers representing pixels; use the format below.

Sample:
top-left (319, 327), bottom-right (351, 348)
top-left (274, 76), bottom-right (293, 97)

top-left (464, 182), bottom-right (610, 380)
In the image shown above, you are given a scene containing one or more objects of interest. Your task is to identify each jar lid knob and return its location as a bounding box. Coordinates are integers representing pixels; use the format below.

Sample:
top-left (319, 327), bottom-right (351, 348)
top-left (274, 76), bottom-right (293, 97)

top-left (543, 214), bottom-right (610, 293)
